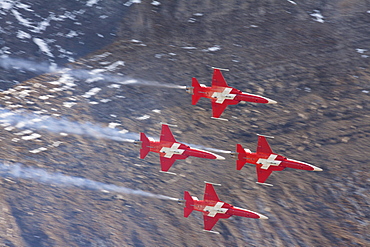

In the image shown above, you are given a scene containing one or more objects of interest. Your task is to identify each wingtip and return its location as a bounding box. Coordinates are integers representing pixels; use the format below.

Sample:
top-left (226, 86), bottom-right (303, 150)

top-left (211, 117), bottom-right (229, 121)
top-left (204, 181), bottom-right (222, 186)
top-left (211, 67), bottom-right (229, 71)
top-left (203, 229), bottom-right (220, 234)
top-left (256, 134), bottom-right (274, 139)
top-left (256, 182), bottom-right (274, 187)
top-left (159, 171), bottom-right (177, 175)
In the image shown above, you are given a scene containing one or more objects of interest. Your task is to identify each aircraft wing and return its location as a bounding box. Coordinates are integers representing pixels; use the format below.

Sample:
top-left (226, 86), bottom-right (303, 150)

top-left (160, 124), bottom-right (176, 143)
top-left (212, 69), bottom-right (228, 87)
top-left (203, 214), bottom-right (220, 231)
top-left (256, 164), bottom-right (285, 183)
top-left (204, 183), bottom-right (220, 201)
top-left (211, 101), bottom-right (229, 118)
top-left (159, 156), bottom-right (177, 172)
top-left (256, 165), bottom-right (273, 183)
top-left (257, 136), bottom-right (273, 154)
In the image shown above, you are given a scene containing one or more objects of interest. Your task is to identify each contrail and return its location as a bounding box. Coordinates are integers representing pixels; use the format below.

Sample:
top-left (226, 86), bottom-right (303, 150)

top-left (0, 163), bottom-right (178, 201)
top-left (0, 56), bottom-right (185, 89)
top-left (0, 108), bottom-right (139, 142)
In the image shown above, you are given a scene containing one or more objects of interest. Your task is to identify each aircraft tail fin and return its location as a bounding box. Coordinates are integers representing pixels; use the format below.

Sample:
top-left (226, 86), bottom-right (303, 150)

top-left (236, 144), bottom-right (247, 170)
top-left (184, 191), bottom-right (194, 217)
top-left (191, 78), bottom-right (202, 105)
top-left (140, 132), bottom-right (151, 159)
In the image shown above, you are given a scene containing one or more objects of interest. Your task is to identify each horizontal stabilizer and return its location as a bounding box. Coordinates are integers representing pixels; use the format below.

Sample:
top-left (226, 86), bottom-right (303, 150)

top-left (184, 191), bottom-right (194, 217)
top-left (236, 160), bottom-right (246, 170)
top-left (236, 144), bottom-right (247, 170)
top-left (140, 133), bottom-right (150, 159)
top-left (191, 78), bottom-right (203, 105)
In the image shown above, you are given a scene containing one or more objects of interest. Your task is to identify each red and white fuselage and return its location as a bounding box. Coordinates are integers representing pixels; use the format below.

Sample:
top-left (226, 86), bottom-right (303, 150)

top-left (196, 84), bottom-right (275, 105)
top-left (238, 152), bottom-right (322, 171)
top-left (139, 124), bottom-right (224, 172)
top-left (184, 183), bottom-right (267, 232)
top-left (145, 139), bottom-right (224, 161)
top-left (236, 135), bottom-right (323, 185)
top-left (188, 68), bottom-right (277, 118)
top-left (192, 199), bottom-right (267, 219)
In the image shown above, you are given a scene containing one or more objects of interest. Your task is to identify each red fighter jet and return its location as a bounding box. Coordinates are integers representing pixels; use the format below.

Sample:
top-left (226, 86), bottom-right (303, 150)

top-left (139, 124), bottom-right (225, 172)
top-left (183, 182), bottom-right (268, 233)
top-left (236, 135), bottom-right (323, 186)
top-left (186, 68), bottom-right (277, 119)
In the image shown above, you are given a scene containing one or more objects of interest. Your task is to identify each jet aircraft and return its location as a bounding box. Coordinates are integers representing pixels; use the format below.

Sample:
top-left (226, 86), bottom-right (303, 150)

top-left (186, 68), bottom-right (277, 118)
top-left (138, 124), bottom-right (225, 172)
top-left (236, 135), bottom-right (323, 186)
top-left (183, 182), bottom-right (268, 233)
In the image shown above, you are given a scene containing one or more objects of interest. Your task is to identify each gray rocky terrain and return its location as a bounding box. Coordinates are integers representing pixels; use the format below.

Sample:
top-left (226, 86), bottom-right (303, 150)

top-left (0, 0), bottom-right (369, 246)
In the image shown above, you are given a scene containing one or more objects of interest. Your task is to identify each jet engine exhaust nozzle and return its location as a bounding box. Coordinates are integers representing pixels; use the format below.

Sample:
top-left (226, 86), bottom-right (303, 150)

top-left (185, 86), bottom-right (194, 95)
top-left (133, 140), bottom-right (142, 146)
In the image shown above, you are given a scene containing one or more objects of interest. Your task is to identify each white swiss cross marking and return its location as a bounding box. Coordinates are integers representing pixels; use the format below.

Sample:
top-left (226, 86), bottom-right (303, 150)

top-left (212, 88), bottom-right (237, 104)
top-left (160, 143), bottom-right (185, 158)
top-left (257, 154), bottom-right (282, 170)
top-left (204, 202), bottom-right (228, 217)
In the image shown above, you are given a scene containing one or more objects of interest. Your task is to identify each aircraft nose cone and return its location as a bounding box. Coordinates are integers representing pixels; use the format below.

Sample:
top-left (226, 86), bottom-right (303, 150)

top-left (259, 215), bottom-right (268, 220)
top-left (267, 98), bottom-right (277, 104)
top-left (313, 166), bottom-right (323, 172)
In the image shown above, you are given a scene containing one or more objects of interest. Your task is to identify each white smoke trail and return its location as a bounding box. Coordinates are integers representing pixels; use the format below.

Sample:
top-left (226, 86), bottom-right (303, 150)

top-left (0, 163), bottom-right (178, 201)
top-left (196, 146), bottom-right (232, 154)
top-left (0, 108), bottom-right (139, 142)
top-left (0, 56), bottom-right (57, 73)
top-left (0, 56), bottom-right (185, 89)
top-left (182, 142), bottom-right (232, 154)
top-left (143, 136), bottom-right (231, 154)
top-left (116, 78), bottom-right (185, 89)
top-left (0, 108), bottom-right (231, 153)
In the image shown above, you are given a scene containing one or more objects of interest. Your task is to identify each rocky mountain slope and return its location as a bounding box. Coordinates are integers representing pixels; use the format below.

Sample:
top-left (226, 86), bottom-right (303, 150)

top-left (0, 0), bottom-right (126, 90)
top-left (0, 0), bottom-right (369, 246)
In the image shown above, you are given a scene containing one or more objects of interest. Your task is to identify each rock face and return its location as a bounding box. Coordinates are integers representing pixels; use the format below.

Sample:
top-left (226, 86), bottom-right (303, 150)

top-left (0, 1), bottom-right (369, 246)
